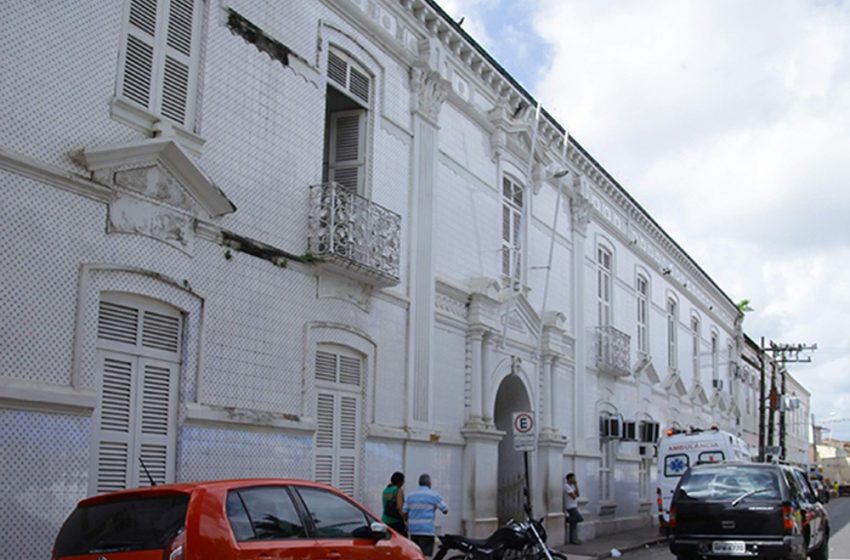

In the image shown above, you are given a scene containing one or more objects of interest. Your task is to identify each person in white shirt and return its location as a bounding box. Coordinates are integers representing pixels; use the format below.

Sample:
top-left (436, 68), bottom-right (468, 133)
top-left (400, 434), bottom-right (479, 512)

top-left (563, 472), bottom-right (583, 545)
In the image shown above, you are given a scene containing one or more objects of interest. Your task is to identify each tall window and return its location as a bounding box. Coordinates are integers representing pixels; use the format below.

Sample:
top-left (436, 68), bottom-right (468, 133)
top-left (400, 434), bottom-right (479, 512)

top-left (667, 298), bottom-right (678, 370)
top-left (324, 48), bottom-right (371, 194)
top-left (92, 294), bottom-right (182, 494)
top-left (502, 176), bottom-right (523, 285)
top-left (314, 345), bottom-right (363, 497)
top-left (691, 316), bottom-right (701, 380)
top-left (117, 0), bottom-right (204, 128)
top-left (727, 344), bottom-right (735, 394)
top-left (711, 332), bottom-right (719, 387)
top-left (597, 246), bottom-right (612, 326)
top-left (636, 274), bottom-right (648, 354)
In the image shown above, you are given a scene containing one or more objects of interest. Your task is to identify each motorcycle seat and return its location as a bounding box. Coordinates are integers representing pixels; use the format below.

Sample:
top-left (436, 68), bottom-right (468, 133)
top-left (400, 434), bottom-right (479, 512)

top-left (441, 534), bottom-right (491, 548)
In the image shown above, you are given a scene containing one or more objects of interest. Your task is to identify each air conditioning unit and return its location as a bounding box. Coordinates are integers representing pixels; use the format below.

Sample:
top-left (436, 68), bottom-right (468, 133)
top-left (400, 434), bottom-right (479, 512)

top-left (781, 396), bottom-right (801, 411)
top-left (712, 379), bottom-right (724, 390)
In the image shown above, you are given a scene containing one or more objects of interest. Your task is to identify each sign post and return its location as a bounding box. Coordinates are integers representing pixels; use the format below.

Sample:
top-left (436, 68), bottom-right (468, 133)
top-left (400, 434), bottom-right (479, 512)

top-left (512, 412), bottom-right (536, 517)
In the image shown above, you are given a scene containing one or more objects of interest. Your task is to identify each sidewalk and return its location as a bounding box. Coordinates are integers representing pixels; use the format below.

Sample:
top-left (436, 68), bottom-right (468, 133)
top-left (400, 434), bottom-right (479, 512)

top-left (553, 525), bottom-right (668, 559)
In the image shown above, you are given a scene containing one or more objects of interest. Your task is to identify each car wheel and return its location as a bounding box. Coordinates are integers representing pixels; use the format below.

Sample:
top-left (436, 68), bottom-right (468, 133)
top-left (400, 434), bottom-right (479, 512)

top-left (810, 530), bottom-right (829, 560)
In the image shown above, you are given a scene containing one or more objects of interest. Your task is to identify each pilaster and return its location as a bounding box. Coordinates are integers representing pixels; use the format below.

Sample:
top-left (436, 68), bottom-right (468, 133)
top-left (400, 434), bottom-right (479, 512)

top-left (537, 434), bottom-right (569, 544)
top-left (468, 328), bottom-right (485, 425)
top-left (408, 52), bottom-right (450, 424)
top-left (570, 175), bottom-right (591, 451)
top-left (461, 426), bottom-right (504, 538)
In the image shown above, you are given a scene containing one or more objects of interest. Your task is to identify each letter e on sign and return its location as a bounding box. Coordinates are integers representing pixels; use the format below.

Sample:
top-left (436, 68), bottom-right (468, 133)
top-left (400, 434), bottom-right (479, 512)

top-left (512, 411), bottom-right (536, 452)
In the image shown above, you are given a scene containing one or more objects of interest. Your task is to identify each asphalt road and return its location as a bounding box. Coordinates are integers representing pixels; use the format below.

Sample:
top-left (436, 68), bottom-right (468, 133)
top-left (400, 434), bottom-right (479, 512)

top-left (617, 496), bottom-right (850, 560)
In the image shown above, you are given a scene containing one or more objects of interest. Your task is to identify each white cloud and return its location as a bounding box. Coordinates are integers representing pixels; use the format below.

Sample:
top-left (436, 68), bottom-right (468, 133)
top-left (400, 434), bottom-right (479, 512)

top-left (521, 0), bottom-right (850, 435)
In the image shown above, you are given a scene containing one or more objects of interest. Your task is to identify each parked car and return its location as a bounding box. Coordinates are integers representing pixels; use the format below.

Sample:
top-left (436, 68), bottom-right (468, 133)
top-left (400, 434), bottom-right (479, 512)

top-left (52, 478), bottom-right (426, 560)
top-left (669, 462), bottom-right (829, 560)
top-left (656, 426), bottom-right (754, 529)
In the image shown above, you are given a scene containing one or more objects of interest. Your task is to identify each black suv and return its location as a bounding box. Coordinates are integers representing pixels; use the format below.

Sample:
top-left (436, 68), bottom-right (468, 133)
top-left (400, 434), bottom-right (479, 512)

top-left (669, 462), bottom-right (829, 560)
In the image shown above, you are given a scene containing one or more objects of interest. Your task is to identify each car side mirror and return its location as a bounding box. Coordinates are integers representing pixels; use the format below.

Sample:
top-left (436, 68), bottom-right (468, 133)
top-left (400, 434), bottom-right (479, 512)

top-left (370, 521), bottom-right (390, 540)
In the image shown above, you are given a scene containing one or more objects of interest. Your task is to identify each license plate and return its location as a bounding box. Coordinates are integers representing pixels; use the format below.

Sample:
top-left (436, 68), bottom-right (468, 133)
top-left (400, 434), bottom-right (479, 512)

top-left (712, 541), bottom-right (746, 554)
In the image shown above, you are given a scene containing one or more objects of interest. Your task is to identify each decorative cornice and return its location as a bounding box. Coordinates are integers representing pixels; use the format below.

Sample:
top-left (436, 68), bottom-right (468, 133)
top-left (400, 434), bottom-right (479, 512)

top-left (80, 138), bottom-right (235, 217)
top-left (663, 370), bottom-right (687, 397)
top-left (690, 383), bottom-right (710, 406)
top-left (410, 64), bottom-right (450, 124)
top-left (570, 189), bottom-right (593, 235)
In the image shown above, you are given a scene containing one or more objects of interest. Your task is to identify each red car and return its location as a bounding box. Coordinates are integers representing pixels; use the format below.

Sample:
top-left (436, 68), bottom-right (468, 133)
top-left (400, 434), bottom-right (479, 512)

top-left (52, 479), bottom-right (426, 560)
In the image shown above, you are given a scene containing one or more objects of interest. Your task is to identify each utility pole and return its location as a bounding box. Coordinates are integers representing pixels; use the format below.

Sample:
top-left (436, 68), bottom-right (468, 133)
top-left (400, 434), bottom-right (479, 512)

top-left (762, 341), bottom-right (817, 462)
top-left (767, 359), bottom-right (776, 455)
top-left (779, 365), bottom-right (786, 461)
top-left (758, 336), bottom-right (766, 462)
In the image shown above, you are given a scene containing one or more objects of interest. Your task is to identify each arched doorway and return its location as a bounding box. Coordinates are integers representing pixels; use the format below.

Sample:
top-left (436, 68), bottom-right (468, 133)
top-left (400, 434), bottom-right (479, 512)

top-left (494, 373), bottom-right (532, 524)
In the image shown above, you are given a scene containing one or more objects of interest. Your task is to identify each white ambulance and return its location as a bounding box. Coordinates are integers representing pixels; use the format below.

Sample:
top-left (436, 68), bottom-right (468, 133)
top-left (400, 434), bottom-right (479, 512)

top-left (656, 426), bottom-right (753, 528)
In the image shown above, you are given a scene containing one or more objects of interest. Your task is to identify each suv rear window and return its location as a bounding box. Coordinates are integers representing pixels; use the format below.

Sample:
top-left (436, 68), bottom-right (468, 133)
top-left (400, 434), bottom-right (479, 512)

top-left (678, 466), bottom-right (781, 502)
top-left (54, 494), bottom-right (188, 555)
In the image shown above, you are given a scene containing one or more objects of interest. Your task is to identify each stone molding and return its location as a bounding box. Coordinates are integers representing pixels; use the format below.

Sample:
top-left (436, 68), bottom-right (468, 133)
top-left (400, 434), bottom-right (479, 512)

top-left (410, 64), bottom-right (450, 124)
top-left (0, 377), bottom-right (97, 415)
top-left (184, 402), bottom-right (316, 434)
top-left (80, 138), bottom-right (235, 218)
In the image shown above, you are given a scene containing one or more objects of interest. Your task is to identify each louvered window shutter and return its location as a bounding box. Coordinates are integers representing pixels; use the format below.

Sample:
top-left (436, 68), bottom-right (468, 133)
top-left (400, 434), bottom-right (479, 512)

top-left (160, 0), bottom-right (200, 125)
top-left (338, 355), bottom-right (361, 387)
top-left (315, 351), bottom-right (338, 383)
top-left (328, 110), bottom-right (365, 193)
top-left (327, 49), bottom-right (370, 105)
top-left (134, 358), bottom-right (178, 486)
top-left (314, 392), bottom-right (336, 487)
top-left (95, 352), bottom-right (136, 493)
top-left (119, 0), bottom-right (201, 128)
top-left (92, 296), bottom-right (181, 495)
top-left (337, 395), bottom-right (359, 496)
top-left (313, 347), bottom-right (362, 497)
top-left (121, 0), bottom-right (158, 109)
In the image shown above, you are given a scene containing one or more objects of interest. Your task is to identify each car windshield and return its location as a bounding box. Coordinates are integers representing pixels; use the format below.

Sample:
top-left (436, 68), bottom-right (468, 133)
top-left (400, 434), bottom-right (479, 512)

top-left (678, 467), bottom-right (782, 502)
top-left (53, 494), bottom-right (188, 555)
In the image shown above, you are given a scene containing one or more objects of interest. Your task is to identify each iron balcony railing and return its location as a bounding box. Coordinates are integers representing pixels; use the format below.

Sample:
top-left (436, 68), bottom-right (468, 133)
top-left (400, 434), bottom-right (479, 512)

top-left (308, 182), bottom-right (401, 286)
top-left (594, 325), bottom-right (631, 377)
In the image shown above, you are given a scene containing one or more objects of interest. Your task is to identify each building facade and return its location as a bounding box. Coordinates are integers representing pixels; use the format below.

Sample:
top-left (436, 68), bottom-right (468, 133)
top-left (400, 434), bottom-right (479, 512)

top-left (0, 0), bottom-right (771, 556)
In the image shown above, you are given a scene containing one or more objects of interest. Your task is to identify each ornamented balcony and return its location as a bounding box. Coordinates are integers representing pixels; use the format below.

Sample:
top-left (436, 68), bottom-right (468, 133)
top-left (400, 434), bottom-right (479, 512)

top-left (308, 183), bottom-right (401, 287)
top-left (593, 325), bottom-right (631, 377)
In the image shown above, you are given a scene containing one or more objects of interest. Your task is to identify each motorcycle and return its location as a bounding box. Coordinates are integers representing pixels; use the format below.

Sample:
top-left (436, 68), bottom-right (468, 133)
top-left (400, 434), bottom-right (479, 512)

top-left (433, 514), bottom-right (567, 560)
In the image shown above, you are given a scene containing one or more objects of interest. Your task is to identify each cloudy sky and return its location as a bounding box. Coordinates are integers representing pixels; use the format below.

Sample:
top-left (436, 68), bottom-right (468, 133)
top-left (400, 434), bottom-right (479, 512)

top-left (439, 0), bottom-right (850, 440)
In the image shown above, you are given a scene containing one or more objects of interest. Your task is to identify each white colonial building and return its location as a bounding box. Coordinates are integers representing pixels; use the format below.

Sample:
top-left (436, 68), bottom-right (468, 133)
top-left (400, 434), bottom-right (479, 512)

top-left (1, 0), bottom-right (763, 557)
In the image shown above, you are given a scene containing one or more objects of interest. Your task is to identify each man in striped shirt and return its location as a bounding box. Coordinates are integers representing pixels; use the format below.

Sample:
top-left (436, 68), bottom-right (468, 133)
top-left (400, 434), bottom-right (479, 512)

top-left (403, 473), bottom-right (448, 556)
